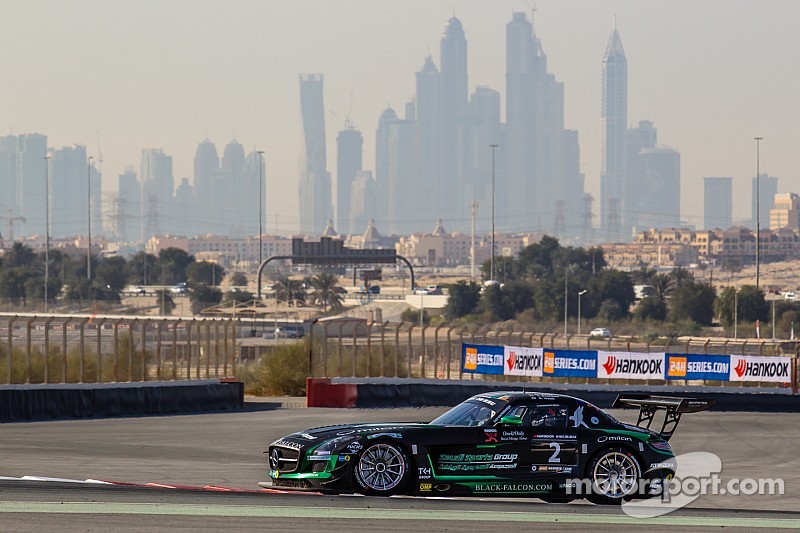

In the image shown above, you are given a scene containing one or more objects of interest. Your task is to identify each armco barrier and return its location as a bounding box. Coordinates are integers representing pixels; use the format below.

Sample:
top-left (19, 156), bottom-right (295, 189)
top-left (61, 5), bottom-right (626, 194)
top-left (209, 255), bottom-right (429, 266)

top-left (306, 377), bottom-right (800, 412)
top-left (0, 379), bottom-right (244, 422)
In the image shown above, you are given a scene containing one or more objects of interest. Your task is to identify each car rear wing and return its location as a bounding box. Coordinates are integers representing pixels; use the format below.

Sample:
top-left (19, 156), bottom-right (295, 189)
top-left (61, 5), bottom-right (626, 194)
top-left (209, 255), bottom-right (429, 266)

top-left (612, 394), bottom-right (715, 441)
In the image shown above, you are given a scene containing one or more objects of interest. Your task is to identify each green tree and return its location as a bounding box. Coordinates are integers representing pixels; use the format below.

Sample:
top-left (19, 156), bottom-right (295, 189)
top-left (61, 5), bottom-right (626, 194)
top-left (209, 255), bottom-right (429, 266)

top-left (651, 273), bottom-right (671, 301)
top-left (94, 255), bottom-right (128, 292)
top-left (631, 267), bottom-right (657, 285)
top-left (187, 261), bottom-right (225, 286)
top-left (230, 271), bottom-right (248, 286)
top-left (126, 252), bottom-right (158, 285)
top-left (309, 272), bottom-right (343, 312)
top-left (157, 247), bottom-right (195, 284)
top-left (669, 281), bottom-right (716, 326)
top-left (634, 297), bottom-right (668, 322)
top-left (597, 299), bottom-right (626, 322)
top-left (224, 289), bottom-right (255, 303)
top-left (715, 285), bottom-right (768, 325)
top-left (0, 267), bottom-right (34, 304)
top-left (444, 280), bottom-right (482, 320)
top-left (274, 277), bottom-right (306, 305)
top-left (190, 285), bottom-right (223, 314)
top-left (4, 242), bottom-right (36, 268)
top-left (586, 269), bottom-right (635, 319)
top-left (401, 307), bottom-right (430, 326)
top-left (479, 284), bottom-right (515, 321)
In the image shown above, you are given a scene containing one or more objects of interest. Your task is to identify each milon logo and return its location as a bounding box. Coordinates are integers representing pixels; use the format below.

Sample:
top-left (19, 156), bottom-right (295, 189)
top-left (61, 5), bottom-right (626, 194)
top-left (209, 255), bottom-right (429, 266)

top-left (602, 356), bottom-right (617, 375)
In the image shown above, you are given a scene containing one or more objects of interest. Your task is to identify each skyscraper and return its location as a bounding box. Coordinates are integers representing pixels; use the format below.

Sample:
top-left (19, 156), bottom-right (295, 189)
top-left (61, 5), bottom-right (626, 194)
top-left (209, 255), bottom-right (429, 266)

top-left (193, 139), bottom-right (220, 235)
top-left (703, 177), bottom-right (732, 230)
top-left (18, 133), bottom-right (47, 237)
top-left (141, 148), bottom-right (174, 238)
top-left (439, 17), bottom-right (468, 228)
top-left (752, 174), bottom-right (778, 230)
top-left (117, 166), bottom-right (139, 242)
top-left (336, 126), bottom-right (363, 235)
top-left (601, 24), bottom-right (628, 238)
top-left (505, 12), bottom-right (568, 235)
top-left (414, 56), bottom-right (441, 233)
top-left (221, 140), bottom-right (246, 236)
top-left (0, 136), bottom-right (18, 221)
top-left (298, 73), bottom-right (332, 234)
top-left (50, 145), bottom-right (87, 238)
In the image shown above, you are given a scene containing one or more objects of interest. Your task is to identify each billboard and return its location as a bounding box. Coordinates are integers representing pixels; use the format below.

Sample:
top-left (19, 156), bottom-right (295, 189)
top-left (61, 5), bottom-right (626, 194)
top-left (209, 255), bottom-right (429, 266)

top-left (462, 344), bottom-right (505, 375)
top-left (542, 349), bottom-right (597, 378)
top-left (728, 355), bottom-right (792, 383)
top-left (503, 346), bottom-right (543, 377)
top-left (665, 354), bottom-right (730, 381)
top-left (597, 351), bottom-right (665, 380)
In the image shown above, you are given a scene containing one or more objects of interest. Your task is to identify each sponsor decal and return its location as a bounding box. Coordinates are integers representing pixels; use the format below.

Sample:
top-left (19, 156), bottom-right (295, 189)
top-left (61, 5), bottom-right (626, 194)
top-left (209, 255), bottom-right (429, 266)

top-left (346, 442), bottom-right (363, 453)
top-left (308, 454), bottom-right (331, 461)
top-left (473, 483), bottom-right (551, 493)
top-left (269, 449), bottom-right (281, 469)
top-left (597, 435), bottom-right (633, 443)
top-left (298, 433), bottom-right (317, 440)
top-left (434, 484), bottom-right (450, 492)
top-left (544, 351), bottom-right (555, 374)
top-left (438, 453), bottom-right (517, 463)
top-left (532, 434), bottom-right (577, 440)
top-left (484, 429), bottom-right (499, 443)
top-left (500, 430), bottom-right (527, 442)
top-left (273, 439), bottom-right (302, 450)
top-left (649, 461), bottom-right (676, 469)
top-left (597, 351), bottom-right (665, 380)
top-left (418, 467), bottom-right (431, 480)
top-left (590, 417), bottom-right (600, 425)
top-left (570, 406), bottom-right (589, 428)
top-left (420, 483), bottom-right (433, 492)
top-left (533, 465), bottom-right (575, 474)
top-left (366, 432), bottom-right (403, 440)
top-left (474, 396), bottom-right (497, 406)
top-left (729, 355), bottom-right (791, 383)
top-left (441, 463), bottom-right (517, 472)
top-left (667, 356), bottom-right (687, 377)
top-left (504, 346), bottom-right (544, 377)
top-left (338, 455), bottom-right (351, 462)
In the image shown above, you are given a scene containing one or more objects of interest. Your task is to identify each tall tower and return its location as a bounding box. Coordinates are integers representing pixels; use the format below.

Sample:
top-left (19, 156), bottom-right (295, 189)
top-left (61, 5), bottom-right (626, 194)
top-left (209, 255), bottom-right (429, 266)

top-left (193, 140), bottom-right (219, 235)
top-left (140, 148), bottom-right (173, 236)
top-left (601, 23), bottom-right (628, 239)
top-left (222, 140), bottom-right (246, 236)
top-left (298, 73), bottom-right (332, 234)
top-left (439, 17), bottom-right (468, 228)
top-left (415, 56), bottom-right (441, 233)
top-left (18, 133), bottom-right (47, 237)
top-left (336, 126), bottom-right (363, 235)
top-left (704, 177), bottom-right (732, 230)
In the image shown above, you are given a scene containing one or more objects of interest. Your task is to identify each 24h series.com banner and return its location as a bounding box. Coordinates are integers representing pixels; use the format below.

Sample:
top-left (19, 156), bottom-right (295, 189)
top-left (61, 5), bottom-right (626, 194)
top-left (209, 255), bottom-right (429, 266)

top-left (461, 343), bottom-right (792, 383)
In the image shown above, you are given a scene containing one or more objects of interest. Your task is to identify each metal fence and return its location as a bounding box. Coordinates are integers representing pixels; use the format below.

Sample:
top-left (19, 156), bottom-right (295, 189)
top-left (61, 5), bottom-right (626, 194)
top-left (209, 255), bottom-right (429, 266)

top-left (302, 321), bottom-right (797, 389)
top-left (0, 313), bottom-right (237, 385)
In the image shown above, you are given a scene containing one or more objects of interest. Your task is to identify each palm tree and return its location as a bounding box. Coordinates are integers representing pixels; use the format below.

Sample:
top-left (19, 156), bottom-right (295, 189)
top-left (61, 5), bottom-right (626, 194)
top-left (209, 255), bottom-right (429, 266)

top-left (669, 267), bottom-right (693, 290)
top-left (274, 277), bottom-right (306, 306)
top-left (631, 266), bottom-right (656, 285)
top-left (652, 273), bottom-right (672, 302)
top-left (310, 272), bottom-right (343, 311)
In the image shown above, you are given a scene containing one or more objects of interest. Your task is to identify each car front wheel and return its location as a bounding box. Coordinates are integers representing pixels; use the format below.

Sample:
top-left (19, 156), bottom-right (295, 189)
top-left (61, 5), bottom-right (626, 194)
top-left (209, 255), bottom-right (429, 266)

top-left (586, 447), bottom-right (641, 505)
top-left (354, 442), bottom-right (410, 496)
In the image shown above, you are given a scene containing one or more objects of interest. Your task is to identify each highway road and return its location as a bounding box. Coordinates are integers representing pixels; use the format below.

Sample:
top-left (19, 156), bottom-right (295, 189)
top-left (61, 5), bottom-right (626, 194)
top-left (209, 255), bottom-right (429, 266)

top-left (1, 405), bottom-right (799, 531)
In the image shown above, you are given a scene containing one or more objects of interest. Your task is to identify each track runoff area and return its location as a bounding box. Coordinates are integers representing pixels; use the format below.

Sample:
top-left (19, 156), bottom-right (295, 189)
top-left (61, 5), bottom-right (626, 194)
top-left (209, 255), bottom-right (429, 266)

top-left (1, 407), bottom-right (799, 531)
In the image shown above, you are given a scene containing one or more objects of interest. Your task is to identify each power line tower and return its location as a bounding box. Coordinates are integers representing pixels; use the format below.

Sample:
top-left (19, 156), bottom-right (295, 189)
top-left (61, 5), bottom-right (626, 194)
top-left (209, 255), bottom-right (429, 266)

top-left (144, 193), bottom-right (160, 240)
top-left (554, 200), bottom-right (565, 238)
top-left (469, 200), bottom-right (478, 281)
top-left (607, 198), bottom-right (621, 241)
top-left (581, 194), bottom-right (594, 241)
top-left (0, 209), bottom-right (25, 244)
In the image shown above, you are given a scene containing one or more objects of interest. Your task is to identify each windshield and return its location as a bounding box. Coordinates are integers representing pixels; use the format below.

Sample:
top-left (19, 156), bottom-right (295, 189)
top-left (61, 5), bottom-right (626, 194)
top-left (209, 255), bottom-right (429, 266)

top-left (430, 400), bottom-right (499, 427)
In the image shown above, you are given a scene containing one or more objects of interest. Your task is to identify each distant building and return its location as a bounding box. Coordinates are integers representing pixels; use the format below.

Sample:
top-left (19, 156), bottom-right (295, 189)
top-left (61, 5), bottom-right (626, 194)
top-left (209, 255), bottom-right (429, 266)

top-left (752, 174), bottom-right (778, 230)
top-left (600, 24), bottom-right (627, 239)
top-left (146, 233), bottom-right (292, 270)
top-left (50, 145), bottom-right (88, 238)
top-left (348, 171), bottom-right (376, 236)
top-left (336, 127), bottom-right (363, 235)
top-left (298, 73), bottom-right (332, 234)
top-left (770, 193), bottom-right (800, 231)
top-left (703, 177), bottom-right (733, 230)
top-left (0, 136), bottom-right (18, 222)
top-left (140, 148), bottom-right (173, 239)
top-left (18, 133), bottom-right (48, 237)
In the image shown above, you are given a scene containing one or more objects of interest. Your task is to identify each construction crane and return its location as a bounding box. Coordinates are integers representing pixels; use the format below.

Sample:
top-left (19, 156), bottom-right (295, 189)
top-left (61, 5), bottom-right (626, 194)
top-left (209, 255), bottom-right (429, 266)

top-left (0, 209), bottom-right (25, 247)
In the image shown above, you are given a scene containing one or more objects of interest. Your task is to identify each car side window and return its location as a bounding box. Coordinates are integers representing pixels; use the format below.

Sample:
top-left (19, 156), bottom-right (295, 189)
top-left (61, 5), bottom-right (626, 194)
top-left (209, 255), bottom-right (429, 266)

top-left (528, 404), bottom-right (570, 428)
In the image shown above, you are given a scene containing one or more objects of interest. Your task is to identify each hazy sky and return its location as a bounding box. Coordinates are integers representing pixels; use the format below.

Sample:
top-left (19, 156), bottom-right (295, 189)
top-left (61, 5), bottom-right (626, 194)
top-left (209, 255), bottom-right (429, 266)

top-left (1, 0), bottom-right (798, 234)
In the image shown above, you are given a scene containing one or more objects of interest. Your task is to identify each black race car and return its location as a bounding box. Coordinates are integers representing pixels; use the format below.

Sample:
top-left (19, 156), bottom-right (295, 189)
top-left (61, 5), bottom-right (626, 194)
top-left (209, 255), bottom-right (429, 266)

top-left (263, 391), bottom-right (713, 504)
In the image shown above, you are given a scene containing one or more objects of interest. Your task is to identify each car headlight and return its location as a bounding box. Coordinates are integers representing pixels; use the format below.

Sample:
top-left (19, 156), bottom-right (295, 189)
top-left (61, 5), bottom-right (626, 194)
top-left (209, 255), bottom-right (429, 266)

top-left (308, 436), bottom-right (354, 460)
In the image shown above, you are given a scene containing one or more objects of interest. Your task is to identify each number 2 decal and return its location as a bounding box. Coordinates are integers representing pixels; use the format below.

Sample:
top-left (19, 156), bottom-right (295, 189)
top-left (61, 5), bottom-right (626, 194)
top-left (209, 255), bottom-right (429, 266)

top-left (548, 442), bottom-right (561, 463)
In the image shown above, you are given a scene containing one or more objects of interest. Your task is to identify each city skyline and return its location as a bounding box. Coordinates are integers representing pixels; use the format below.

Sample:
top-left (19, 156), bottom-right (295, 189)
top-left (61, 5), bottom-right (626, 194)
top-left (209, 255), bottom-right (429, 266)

top-left (0, 1), bottom-right (797, 235)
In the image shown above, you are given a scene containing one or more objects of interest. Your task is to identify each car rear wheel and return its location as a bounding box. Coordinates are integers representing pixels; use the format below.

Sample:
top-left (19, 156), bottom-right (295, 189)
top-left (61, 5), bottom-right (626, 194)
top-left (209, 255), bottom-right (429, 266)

top-left (354, 442), bottom-right (410, 496)
top-left (587, 447), bottom-right (641, 505)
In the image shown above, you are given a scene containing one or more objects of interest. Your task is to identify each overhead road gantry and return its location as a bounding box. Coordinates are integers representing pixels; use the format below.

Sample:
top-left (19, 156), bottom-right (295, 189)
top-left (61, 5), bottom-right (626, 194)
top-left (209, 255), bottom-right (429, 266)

top-left (256, 237), bottom-right (415, 299)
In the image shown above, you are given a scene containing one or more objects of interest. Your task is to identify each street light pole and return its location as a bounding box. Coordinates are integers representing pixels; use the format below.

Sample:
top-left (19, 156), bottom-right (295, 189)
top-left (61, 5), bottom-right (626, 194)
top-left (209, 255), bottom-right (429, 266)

top-left (734, 287), bottom-right (738, 339)
top-left (754, 136), bottom-right (763, 289)
top-left (490, 144), bottom-right (498, 282)
top-left (564, 266), bottom-right (569, 337)
top-left (578, 290), bottom-right (588, 335)
top-left (44, 154), bottom-right (51, 312)
top-left (257, 150), bottom-right (265, 278)
top-left (87, 155), bottom-right (93, 280)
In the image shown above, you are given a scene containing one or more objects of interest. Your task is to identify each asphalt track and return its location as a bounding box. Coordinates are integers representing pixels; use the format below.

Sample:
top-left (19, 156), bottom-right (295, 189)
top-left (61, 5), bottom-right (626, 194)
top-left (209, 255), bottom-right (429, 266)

top-left (1, 404), bottom-right (799, 531)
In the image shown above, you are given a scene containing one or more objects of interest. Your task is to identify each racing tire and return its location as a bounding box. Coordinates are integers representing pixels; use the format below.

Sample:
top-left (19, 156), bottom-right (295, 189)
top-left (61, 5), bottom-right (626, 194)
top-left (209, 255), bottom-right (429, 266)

top-left (585, 447), bottom-right (642, 505)
top-left (354, 441), bottom-right (410, 496)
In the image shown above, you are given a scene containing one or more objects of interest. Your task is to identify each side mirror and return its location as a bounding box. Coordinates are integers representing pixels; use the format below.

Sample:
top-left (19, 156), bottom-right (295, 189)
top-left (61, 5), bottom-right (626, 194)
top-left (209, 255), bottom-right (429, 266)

top-left (498, 415), bottom-right (524, 426)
